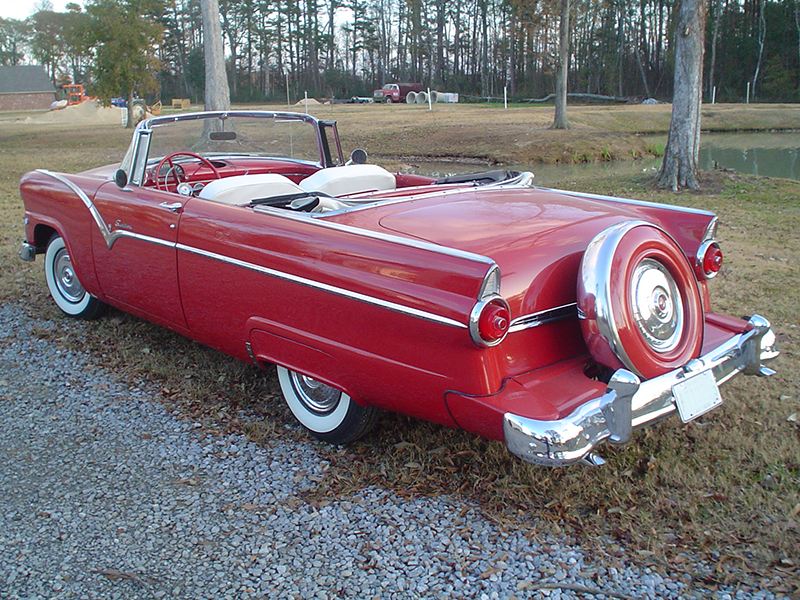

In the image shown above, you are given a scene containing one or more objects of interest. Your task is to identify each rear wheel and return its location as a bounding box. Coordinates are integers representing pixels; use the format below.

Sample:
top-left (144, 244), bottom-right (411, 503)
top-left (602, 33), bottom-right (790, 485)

top-left (44, 234), bottom-right (107, 319)
top-left (277, 366), bottom-right (379, 444)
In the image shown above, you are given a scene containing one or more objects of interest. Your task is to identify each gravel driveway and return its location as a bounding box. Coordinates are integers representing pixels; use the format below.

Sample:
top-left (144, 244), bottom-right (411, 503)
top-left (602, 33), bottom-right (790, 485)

top-left (0, 303), bottom-right (777, 600)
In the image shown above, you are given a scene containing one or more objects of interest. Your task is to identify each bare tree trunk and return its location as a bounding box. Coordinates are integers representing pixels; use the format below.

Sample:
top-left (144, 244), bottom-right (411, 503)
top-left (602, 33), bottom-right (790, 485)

top-left (623, 6), bottom-right (651, 97)
top-left (752, 0), bottom-right (766, 100)
top-left (795, 0), bottom-right (800, 92)
top-left (657, 0), bottom-right (706, 191)
top-left (708, 0), bottom-right (721, 101)
top-left (201, 0), bottom-right (231, 111)
top-left (551, 0), bottom-right (570, 129)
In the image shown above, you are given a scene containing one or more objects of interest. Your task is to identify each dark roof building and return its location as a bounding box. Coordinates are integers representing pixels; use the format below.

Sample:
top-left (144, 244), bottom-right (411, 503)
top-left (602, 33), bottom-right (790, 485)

top-left (0, 65), bottom-right (56, 111)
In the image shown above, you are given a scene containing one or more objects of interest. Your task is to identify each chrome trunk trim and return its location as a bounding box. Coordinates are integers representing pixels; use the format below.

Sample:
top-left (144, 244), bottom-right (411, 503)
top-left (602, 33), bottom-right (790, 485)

top-left (509, 303), bottom-right (578, 333)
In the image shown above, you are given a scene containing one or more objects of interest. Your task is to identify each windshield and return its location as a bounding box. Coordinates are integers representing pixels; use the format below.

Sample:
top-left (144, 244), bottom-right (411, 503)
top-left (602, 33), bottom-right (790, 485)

top-left (146, 114), bottom-right (322, 164)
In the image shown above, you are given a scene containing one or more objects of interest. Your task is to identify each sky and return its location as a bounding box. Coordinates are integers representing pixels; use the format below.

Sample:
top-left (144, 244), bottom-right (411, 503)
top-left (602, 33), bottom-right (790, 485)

top-left (1, 0), bottom-right (79, 21)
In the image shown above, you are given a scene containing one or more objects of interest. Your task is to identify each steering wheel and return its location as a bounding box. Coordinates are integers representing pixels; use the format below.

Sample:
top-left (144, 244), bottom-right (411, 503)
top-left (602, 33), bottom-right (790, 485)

top-left (155, 152), bottom-right (221, 191)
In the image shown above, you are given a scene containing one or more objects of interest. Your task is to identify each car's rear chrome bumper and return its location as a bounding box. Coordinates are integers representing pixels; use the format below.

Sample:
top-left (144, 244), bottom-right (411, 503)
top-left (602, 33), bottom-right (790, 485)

top-left (18, 241), bottom-right (36, 262)
top-left (503, 315), bottom-right (779, 467)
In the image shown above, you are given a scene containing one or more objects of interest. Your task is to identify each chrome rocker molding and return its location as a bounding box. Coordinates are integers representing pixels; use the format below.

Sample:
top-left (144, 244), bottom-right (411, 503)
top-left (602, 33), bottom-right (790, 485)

top-left (503, 315), bottom-right (779, 467)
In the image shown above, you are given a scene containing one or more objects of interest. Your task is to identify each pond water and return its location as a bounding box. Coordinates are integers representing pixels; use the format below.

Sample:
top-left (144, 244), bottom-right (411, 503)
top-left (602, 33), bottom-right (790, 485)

top-left (406, 132), bottom-right (800, 185)
top-left (697, 132), bottom-right (800, 180)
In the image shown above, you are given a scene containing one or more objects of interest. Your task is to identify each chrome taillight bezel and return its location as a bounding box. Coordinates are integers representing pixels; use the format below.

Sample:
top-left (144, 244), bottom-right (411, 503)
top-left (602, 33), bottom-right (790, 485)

top-left (697, 239), bottom-right (723, 279)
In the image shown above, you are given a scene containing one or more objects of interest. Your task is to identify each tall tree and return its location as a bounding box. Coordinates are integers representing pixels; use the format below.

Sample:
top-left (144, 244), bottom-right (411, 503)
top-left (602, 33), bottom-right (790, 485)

top-left (87, 0), bottom-right (164, 128)
top-left (657, 0), bottom-right (706, 190)
top-left (28, 10), bottom-right (67, 82)
top-left (751, 0), bottom-right (766, 99)
top-left (0, 18), bottom-right (27, 65)
top-left (551, 0), bottom-right (570, 129)
top-left (201, 0), bottom-right (231, 110)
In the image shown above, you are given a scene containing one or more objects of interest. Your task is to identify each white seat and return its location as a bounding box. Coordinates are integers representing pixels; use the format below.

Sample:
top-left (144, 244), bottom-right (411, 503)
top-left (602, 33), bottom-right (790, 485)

top-left (198, 173), bottom-right (304, 205)
top-left (299, 164), bottom-right (396, 197)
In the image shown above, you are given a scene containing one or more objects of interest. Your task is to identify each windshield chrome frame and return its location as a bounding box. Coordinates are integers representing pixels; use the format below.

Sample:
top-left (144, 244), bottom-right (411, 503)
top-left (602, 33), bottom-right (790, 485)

top-left (120, 111), bottom-right (342, 186)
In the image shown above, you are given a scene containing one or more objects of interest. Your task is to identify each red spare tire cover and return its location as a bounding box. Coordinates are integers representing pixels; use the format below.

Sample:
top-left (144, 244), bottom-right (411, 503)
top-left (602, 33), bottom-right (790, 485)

top-left (577, 221), bottom-right (704, 380)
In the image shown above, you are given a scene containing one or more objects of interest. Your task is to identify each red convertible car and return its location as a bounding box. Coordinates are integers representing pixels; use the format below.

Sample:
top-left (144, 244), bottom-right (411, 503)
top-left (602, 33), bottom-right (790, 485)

top-left (18, 111), bottom-right (778, 466)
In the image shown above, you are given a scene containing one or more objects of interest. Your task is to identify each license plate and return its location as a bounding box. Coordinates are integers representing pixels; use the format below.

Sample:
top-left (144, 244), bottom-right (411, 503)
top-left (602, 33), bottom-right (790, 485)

top-left (672, 370), bottom-right (723, 423)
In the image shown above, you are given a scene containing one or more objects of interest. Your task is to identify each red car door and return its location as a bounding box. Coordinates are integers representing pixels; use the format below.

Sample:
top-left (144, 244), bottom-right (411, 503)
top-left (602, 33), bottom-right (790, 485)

top-left (90, 181), bottom-right (188, 330)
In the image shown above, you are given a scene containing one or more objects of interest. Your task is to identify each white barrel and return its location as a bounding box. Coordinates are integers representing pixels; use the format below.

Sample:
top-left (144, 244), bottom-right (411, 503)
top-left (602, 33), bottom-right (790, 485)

top-left (415, 91), bottom-right (428, 104)
top-left (405, 91), bottom-right (417, 104)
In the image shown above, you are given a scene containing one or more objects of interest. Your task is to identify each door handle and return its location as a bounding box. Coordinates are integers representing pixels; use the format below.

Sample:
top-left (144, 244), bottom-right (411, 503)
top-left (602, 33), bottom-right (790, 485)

top-left (159, 202), bottom-right (183, 213)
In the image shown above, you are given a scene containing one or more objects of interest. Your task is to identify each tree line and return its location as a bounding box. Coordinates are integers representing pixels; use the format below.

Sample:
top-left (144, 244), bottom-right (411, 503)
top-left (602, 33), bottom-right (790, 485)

top-left (1, 0), bottom-right (799, 105)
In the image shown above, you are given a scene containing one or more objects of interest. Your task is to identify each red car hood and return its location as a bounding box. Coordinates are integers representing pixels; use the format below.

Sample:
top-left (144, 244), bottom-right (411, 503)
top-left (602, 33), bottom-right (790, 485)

top-left (328, 185), bottom-right (714, 316)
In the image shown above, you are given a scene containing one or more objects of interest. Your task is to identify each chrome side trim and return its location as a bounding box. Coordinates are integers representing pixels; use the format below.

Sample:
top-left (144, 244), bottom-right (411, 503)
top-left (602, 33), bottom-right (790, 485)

top-left (701, 216), bottom-right (718, 242)
top-left (509, 303), bottom-right (578, 333)
top-left (38, 169), bottom-right (111, 244)
top-left (254, 204), bottom-right (495, 266)
top-left (177, 243), bottom-right (468, 330)
top-left (478, 265), bottom-right (502, 299)
top-left (37, 169), bottom-right (473, 330)
top-left (504, 314), bottom-right (778, 466)
top-left (542, 187), bottom-right (716, 217)
top-left (36, 169), bottom-right (168, 251)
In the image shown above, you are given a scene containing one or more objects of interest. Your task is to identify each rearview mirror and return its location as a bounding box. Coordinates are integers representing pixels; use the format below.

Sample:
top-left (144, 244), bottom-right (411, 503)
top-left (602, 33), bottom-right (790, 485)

top-left (349, 148), bottom-right (368, 165)
top-left (209, 131), bottom-right (237, 141)
top-left (114, 169), bottom-right (128, 188)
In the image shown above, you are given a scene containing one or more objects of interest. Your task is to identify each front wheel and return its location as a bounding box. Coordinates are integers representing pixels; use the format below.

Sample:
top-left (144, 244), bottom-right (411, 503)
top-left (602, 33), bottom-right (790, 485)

top-left (277, 366), bottom-right (379, 444)
top-left (44, 234), bottom-right (107, 319)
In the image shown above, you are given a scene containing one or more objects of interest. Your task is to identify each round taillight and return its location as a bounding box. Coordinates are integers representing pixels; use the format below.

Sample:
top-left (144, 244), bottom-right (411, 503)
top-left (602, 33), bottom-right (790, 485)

top-left (480, 302), bottom-right (510, 341)
top-left (470, 298), bottom-right (511, 347)
top-left (702, 242), bottom-right (723, 277)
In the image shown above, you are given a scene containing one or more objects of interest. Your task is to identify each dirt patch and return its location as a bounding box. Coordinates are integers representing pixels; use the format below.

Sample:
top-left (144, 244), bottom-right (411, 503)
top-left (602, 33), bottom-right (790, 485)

top-left (21, 100), bottom-right (127, 126)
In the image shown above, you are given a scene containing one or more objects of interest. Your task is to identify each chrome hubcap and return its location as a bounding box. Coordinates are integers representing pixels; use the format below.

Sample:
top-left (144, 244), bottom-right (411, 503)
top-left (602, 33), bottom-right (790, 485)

top-left (631, 258), bottom-right (683, 353)
top-left (53, 248), bottom-right (85, 303)
top-left (290, 372), bottom-right (341, 415)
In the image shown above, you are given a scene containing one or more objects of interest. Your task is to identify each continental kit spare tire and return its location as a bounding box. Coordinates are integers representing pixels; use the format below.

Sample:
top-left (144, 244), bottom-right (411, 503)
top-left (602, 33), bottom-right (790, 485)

top-left (577, 220), bottom-right (704, 380)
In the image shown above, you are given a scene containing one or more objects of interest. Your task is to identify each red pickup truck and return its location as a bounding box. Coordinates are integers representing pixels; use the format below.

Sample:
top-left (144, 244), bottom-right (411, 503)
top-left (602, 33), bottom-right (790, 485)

top-left (372, 82), bottom-right (423, 103)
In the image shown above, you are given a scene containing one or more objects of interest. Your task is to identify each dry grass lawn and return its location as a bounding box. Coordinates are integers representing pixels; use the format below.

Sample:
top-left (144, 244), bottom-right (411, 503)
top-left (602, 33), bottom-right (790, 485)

top-left (0, 104), bottom-right (798, 595)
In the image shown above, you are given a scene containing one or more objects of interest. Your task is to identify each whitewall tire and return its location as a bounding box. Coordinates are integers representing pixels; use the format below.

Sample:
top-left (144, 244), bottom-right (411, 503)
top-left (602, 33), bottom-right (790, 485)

top-left (44, 234), bottom-right (107, 319)
top-left (277, 366), bottom-right (379, 444)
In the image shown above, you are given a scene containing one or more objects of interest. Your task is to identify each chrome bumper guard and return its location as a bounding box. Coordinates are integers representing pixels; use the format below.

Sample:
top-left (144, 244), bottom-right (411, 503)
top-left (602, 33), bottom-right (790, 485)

top-left (18, 241), bottom-right (36, 262)
top-left (504, 315), bottom-right (779, 467)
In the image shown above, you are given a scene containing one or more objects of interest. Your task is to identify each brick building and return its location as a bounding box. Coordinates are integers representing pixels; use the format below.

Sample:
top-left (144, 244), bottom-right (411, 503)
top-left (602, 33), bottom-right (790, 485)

top-left (0, 66), bottom-right (56, 111)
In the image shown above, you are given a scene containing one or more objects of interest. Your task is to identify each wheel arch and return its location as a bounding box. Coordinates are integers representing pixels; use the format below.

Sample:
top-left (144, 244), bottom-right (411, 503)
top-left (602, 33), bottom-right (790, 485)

top-left (31, 221), bottom-right (105, 304)
top-left (247, 324), bottom-right (368, 406)
top-left (32, 222), bottom-right (58, 253)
